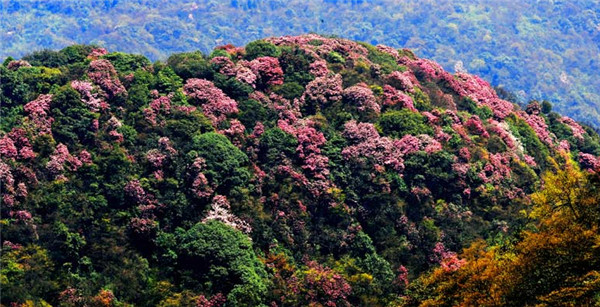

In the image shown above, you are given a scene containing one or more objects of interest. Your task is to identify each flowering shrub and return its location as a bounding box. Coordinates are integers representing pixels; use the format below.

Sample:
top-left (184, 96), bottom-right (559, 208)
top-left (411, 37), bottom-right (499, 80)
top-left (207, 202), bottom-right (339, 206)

top-left (24, 94), bottom-right (54, 134)
top-left (183, 78), bottom-right (238, 126)
top-left (46, 144), bottom-right (82, 177)
top-left (303, 74), bottom-right (343, 107)
top-left (71, 80), bottom-right (105, 112)
top-left (88, 59), bottom-right (127, 98)
top-left (465, 115), bottom-right (490, 138)
top-left (578, 153), bottom-right (600, 171)
top-left (343, 83), bottom-right (380, 115)
top-left (7, 60), bottom-right (31, 70)
top-left (248, 56), bottom-right (284, 87)
top-left (386, 71), bottom-right (416, 93)
top-left (559, 116), bottom-right (585, 140)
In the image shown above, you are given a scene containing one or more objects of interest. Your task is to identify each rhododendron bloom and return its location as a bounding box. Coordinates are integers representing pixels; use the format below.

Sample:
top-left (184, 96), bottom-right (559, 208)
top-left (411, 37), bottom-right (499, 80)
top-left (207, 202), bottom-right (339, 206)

top-left (71, 80), bottom-right (104, 112)
top-left (579, 153), bottom-right (600, 171)
top-left (124, 180), bottom-right (147, 204)
top-left (309, 59), bottom-right (329, 77)
top-left (559, 116), bottom-right (585, 140)
top-left (24, 94), bottom-right (54, 134)
top-left (343, 83), bottom-right (380, 115)
top-left (88, 59), bottom-right (127, 98)
top-left (521, 112), bottom-right (554, 145)
top-left (210, 56), bottom-right (236, 76)
top-left (465, 115), bottom-right (489, 138)
top-left (183, 78), bottom-right (238, 126)
top-left (303, 74), bottom-right (343, 106)
top-left (386, 71), bottom-right (416, 93)
top-left (190, 157), bottom-right (214, 199)
top-left (342, 120), bottom-right (405, 172)
top-left (382, 85), bottom-right (416, 111)
top-left (0, 136), bottom-right (18, 159)
top-left (248, 56), bottom-right (284, 87)
top-left (47, 144), bottom-right (83, 176)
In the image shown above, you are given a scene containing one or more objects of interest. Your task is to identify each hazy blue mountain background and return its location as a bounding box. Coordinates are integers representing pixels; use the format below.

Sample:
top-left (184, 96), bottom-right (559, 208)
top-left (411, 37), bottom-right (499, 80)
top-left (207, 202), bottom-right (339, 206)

top-left (2, 0), bottom-right (600, 126)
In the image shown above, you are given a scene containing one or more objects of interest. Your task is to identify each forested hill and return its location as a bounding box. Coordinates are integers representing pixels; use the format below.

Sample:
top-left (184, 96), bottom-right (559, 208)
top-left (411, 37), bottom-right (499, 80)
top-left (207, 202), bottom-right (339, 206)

top-left (2, 0), bottom-right (600, 127)
top-left (2, 35), bottom-right (600, 306)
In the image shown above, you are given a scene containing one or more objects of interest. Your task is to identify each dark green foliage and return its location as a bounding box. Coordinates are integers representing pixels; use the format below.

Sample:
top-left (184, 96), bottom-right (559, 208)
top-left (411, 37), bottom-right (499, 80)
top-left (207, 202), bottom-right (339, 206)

top-left (278, 46), bottom-right (314, 86)
top-left (273, 81), bottom-right (305, 100)
top-left (212, 73), bottom-right (254, 100)
top-left (174, 221), bottom-right (268, 305)
top-left (167, 51), bottom-right (212, 79)
top-left (190, 132), bottom-right (250, 194)
top-left (156, 66), bottom-right (183, 94)
top-left (258, 128), bottom-right (298, 166)
top-left (22, 49), bottom-right (68, 67)
top-left (237, 99), bottom-right (276, 129)
top-left (360, 42), bottom-right (402, 74)
top-left (50, 86), bottom-right (97, 146)
top-left (245, 40), bottom-right (280, 60)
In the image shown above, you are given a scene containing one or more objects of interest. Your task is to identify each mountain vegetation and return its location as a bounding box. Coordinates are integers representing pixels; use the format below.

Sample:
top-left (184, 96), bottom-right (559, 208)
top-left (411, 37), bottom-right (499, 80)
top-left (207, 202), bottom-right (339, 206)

top-left (1, 34), bottom-right (600, 306)
top-left (2, 0), bottom-right (600, 127)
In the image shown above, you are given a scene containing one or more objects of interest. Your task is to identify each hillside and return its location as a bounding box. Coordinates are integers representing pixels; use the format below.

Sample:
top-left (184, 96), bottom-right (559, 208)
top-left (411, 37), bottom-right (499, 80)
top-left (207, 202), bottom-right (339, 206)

top-left (1, 35), bottom-right (600, 306)
top-left (2, 0), bottom-right (600, 127)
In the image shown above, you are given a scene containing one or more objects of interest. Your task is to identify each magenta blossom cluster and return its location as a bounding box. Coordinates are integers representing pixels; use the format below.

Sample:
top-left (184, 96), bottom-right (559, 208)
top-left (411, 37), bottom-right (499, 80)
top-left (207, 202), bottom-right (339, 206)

top-left (189, 157), bottom-right (214, 199)
top-left (0, 128), bottom-right (35, 160)
top-left (386, 71), bottom-right (416, 93)
top-left (559, 116), bottom-right (586, 140)
top-left (578, 152), bottom-right (600, 172)
top-left (46, 144), bottom-right (83, 179)
top-left (248, 56), bottom-right (284, 87)
top-left (342, 120), bottom-right (405, 172)
top-left (71, 80), bottom-right (106, 112)
top-left (87, 59), bottom-right (127, 98)
top-left (302, 74), bottom-right (343, 107)
top-left (431, 242), bottom-right (466, 272)
top-left (343, 83), bottom-right (380, 115)
top-left (144, 96), bottom-right (172, 127)
top-left (183, 78), bottom-right (239, 126)
top-left (465, 115), bottom-right (490, 138)
top-left (382, 85), bottom-right (416, 111)
top-left (24, 94), bottom-right (54, 135)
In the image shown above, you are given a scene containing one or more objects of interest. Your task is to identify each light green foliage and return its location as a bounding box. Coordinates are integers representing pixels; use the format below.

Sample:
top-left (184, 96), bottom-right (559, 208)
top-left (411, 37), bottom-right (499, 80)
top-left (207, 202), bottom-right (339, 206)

top-left (377, 109), bottom-right (433, 137)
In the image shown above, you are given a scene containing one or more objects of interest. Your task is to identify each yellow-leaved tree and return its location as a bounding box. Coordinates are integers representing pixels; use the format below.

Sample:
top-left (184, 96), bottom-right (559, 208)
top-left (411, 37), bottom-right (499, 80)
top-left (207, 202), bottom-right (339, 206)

top-left (404, 159), bottom-right (600, 306)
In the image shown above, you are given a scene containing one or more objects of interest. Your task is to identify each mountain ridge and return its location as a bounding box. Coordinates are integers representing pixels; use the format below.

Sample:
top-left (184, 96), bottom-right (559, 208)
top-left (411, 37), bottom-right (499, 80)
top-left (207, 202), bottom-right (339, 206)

top-left (2, 34), bottom-right (600, 306)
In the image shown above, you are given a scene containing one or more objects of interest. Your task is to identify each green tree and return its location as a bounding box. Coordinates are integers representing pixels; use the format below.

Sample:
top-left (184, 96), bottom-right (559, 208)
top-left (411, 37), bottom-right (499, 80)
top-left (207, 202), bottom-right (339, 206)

top-left (175, 221), bottom-right (268, 306)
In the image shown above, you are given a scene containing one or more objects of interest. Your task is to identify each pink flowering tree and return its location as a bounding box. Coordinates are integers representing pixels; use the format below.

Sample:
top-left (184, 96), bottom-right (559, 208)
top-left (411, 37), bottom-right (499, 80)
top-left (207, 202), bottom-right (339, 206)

top-left (382, 85), bottom-right (416, 111)
top-left (71, 80), bottom-right (106, 112)
top-left (87, 59), bottom-right (127, 99)
top-left (248, 56), bottom-right (284, 89)
top-left (46, 144), bottom-right (83, 179)
top-left (343, 83), bottom-right (380, 116)
top-left (24, 94), bottom-right (54, 135)
top-left (302, 74), bottom-right (343, 112)
top-left (183, 78), bottom-right (239, 127)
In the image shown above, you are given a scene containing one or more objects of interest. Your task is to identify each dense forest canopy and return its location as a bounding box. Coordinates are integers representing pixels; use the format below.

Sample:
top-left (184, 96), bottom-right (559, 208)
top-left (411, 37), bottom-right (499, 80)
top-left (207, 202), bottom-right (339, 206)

top-left (1, 0), bottom-right (600, 127)
top-left (2, 34), bottom-right (600, 306)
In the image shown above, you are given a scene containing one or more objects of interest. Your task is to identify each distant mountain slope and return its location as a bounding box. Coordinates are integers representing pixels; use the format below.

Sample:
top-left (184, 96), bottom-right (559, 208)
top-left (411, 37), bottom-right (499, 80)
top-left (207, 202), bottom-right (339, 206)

top-left (2, 35), bottom-right (600, 306)
top-left (2, 0), bottom-right (600, 127)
